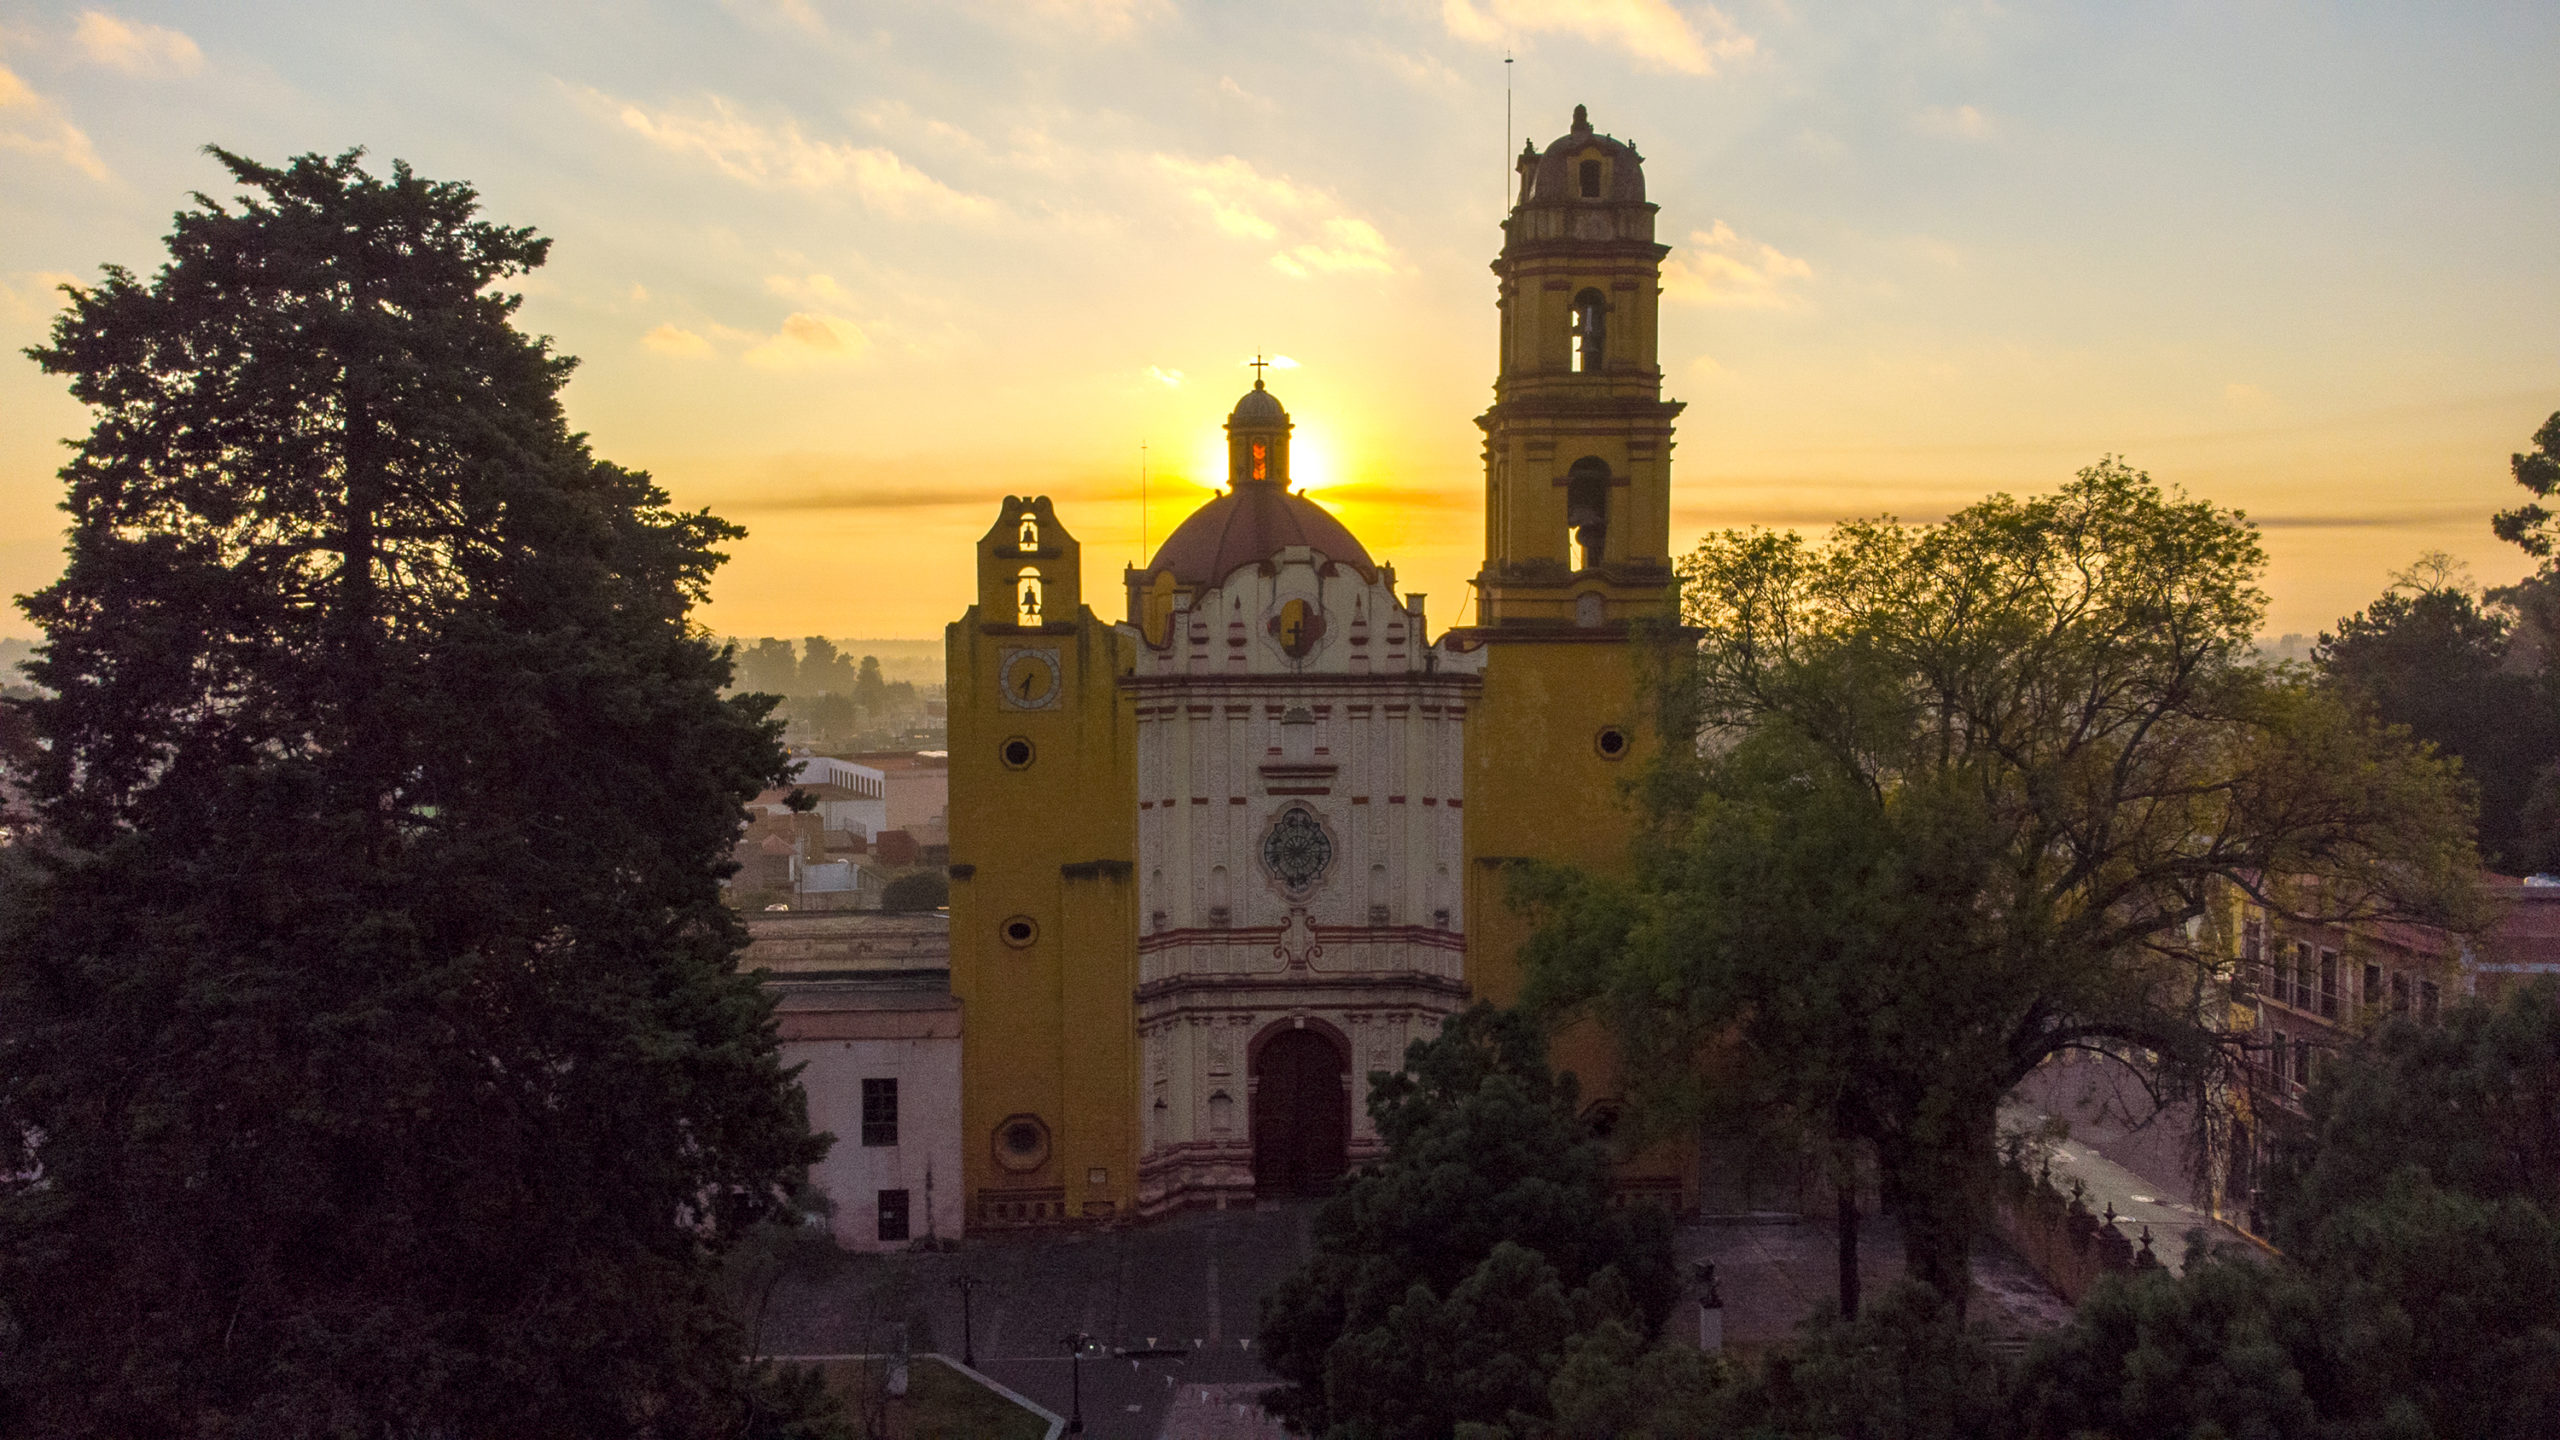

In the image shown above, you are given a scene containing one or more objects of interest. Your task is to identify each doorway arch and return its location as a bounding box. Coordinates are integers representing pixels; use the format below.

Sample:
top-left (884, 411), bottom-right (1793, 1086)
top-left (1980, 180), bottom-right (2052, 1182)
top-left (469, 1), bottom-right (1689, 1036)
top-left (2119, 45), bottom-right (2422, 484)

top-left (1251, 1026), bottom-right (1348, 1196)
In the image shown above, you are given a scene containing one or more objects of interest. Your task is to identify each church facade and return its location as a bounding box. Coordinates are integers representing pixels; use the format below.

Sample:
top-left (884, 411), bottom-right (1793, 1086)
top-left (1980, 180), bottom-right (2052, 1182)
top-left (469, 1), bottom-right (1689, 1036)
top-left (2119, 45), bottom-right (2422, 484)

top-left (946, 107), bottom-right (1694, 1226)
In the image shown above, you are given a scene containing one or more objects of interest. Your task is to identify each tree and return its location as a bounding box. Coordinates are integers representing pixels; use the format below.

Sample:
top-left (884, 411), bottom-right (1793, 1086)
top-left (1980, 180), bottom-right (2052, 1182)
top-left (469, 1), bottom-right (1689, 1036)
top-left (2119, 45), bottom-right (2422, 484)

top-left (853, 654), bottom-right (887, 713)
top-left (737, 637), bottom-right (801, 697)
top-left (2316, 557), bottom-right (2558, 870)
top-left (799, 635), bottom-right (854, 695)
top-left (2017, 983), bottom-right (2560, 1440)
top-left (2489, 409), bottom-right (2560, 560)
top-left (1256, 1005), bottom-right (1678, 1439)
top-left (879, 870), bottom-right (948, 912)
top-left (1524, 461), bottom-right (2477, 1309)
top-left (0, 149), bottom-right (826, 1436)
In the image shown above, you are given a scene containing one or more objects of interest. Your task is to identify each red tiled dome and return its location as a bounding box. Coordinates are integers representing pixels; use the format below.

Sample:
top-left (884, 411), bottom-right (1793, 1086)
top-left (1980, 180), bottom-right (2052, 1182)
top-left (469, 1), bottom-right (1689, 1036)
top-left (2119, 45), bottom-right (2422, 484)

top-left (1142, 483), bottom-right (1376, 587)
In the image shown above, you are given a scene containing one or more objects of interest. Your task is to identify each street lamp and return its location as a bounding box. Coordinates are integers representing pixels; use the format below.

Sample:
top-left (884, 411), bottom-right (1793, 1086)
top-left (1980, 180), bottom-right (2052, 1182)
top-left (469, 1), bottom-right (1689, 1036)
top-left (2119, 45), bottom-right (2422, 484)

top-left (1060, 1331), bottom-right (1094, 1435)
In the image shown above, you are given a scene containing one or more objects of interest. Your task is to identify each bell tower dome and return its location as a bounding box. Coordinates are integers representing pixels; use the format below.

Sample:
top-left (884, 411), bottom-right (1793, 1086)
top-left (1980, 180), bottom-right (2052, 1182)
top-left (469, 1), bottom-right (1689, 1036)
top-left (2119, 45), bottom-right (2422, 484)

top-left (1474, 103), bottom-right (1682, 628)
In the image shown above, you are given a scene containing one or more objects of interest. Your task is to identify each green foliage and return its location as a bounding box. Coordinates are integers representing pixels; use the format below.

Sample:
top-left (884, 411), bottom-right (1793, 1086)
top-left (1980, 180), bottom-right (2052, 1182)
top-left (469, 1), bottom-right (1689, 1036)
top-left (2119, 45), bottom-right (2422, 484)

top-left (0, 149), bottom-right (820, 1436)
top-left (1526, 459), bottom-right (2478, 1306)
top-left (2266, 978), bottom-right (2560, 1243)
top-left (2317, 567), bottom-right (2560, 870)
top-left (800, 635), bottom-right (856, 695)
top-left (2017, 983), bottom-right (2560, 1440)
top-left (1256, 1005), bottom-right (1677, 1439)
top-left (737, 637), bottom-right (802, 697)
top-left (2490, 410), bottom-right (2560, 558)
top-left (880, 869), bottom-right (949, 912)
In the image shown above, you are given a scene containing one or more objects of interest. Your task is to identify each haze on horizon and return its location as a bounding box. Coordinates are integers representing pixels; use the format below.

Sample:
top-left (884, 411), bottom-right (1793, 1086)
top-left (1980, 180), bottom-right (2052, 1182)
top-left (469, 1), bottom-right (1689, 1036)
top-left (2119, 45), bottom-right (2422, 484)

top-left (3, 0), bottom-right (2554, 642)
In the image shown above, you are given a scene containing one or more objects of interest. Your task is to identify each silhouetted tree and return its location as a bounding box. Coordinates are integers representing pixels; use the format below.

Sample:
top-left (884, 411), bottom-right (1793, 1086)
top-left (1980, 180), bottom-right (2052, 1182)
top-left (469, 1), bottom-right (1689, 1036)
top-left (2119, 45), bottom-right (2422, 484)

top-left (1524, 462), bottom-right (2478, 1310)
top-left (2316, 558), bottom-right (2560, 870)
top-left (1257, 1005), bottom-right (1677, 1440)
top-left (0, 148), bottom-right (829, 1437)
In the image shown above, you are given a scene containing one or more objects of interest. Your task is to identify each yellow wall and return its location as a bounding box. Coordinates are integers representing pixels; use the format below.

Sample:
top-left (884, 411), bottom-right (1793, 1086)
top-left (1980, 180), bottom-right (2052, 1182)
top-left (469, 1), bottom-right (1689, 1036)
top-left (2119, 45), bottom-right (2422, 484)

top-left (948, 497), bottom-right (1141, 1225)
top-left (1460, 631), bottom-right (1696, 1204)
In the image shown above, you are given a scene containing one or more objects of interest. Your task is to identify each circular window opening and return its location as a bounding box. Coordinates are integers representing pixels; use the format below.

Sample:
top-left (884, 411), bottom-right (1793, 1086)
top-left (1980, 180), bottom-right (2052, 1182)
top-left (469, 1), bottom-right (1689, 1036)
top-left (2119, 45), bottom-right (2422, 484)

top-left (1000, 736), bottom-right (1035, 769)
top-left (1001, 915), bottom-right (1038, 948)
top-left (1594, 726), bottom-right (1631, 760)
top-left (993, 1113), bottom-right (1051, 1173)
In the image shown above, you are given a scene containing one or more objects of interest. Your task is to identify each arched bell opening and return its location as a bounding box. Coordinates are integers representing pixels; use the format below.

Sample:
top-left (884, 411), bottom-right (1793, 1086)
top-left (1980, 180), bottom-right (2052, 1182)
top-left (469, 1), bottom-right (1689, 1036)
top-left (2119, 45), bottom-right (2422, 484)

top-left (1565, 457), bottom-right (1612, 571)
top-left (1569, 288), bottom-right (1607, 374)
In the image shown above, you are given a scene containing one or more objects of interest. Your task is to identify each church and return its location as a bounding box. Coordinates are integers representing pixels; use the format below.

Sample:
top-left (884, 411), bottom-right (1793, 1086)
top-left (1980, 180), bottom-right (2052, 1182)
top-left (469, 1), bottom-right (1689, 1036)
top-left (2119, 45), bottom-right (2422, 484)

top-left (944, 106), bottom-right (1694, 1226)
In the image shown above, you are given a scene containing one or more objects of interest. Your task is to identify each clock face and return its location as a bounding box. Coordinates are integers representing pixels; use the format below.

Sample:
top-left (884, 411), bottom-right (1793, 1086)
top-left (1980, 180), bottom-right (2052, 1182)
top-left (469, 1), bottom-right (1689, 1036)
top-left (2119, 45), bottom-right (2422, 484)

top-left (997, 647), bottom-right (1062, 710)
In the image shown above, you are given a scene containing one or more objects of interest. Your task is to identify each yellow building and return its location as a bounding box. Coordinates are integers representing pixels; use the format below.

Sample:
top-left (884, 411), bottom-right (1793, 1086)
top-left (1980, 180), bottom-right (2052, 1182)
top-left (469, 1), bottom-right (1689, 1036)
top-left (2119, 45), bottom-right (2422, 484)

top-left (948, 105), bottom-right (1693, 1226)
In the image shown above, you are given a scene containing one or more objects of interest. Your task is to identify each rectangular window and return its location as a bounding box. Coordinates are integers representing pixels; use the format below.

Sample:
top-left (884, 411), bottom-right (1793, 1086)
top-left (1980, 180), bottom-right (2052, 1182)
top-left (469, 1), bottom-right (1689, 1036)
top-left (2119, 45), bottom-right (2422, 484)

top-left (2269, 1029), bottom-right (2288, 1084)
top-left (2393, 972), bottom-right (2412, 1013)
top-left (2293, 1038), bottom-right (2312, 1092)
top-left (2319, 949), bottom-right (2339, 1019)
top-left (2364, 963), bottom-right (2383, 1008)
top-left (2294, 941), bottom-right (2315, 1008)
top-left (862, 1077), bottom-right (899, 1148)
top-left (2242, 915), bottom-right (2265, 966)
top-left (877, 1188), bottom-right (910, 1243)
top-left (2420, 980), bottom-right (2440, 1021)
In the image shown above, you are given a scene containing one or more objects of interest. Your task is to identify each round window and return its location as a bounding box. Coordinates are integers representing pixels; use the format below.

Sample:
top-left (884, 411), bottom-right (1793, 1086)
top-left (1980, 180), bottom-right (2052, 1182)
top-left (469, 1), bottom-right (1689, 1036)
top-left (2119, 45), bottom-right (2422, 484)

top-left (993, 1113), bottom-right (1051, 1173)
top-left (1594, 726), bottom-right (1630, 760)
top-left (1000, 736), bottom-right (1035, 769)
top-left (1001, 915), bottom-right (1038, 948)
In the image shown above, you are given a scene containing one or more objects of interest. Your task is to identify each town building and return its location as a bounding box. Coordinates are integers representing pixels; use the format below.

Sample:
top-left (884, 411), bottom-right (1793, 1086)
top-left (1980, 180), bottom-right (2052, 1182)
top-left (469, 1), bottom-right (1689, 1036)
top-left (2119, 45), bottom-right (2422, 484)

top-left (944, 106), bottom-right (1696, 1228)
top-left (749, 911), bottom-right (964, 1250)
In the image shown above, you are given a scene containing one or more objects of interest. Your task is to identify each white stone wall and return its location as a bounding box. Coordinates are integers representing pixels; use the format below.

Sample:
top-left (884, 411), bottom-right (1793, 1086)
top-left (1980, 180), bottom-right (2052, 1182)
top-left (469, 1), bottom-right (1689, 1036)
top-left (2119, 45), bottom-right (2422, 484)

top-left (1127, 545), bottom-right (1482, 1212)
top-left (787, 1030), bottom-right (965, 1250)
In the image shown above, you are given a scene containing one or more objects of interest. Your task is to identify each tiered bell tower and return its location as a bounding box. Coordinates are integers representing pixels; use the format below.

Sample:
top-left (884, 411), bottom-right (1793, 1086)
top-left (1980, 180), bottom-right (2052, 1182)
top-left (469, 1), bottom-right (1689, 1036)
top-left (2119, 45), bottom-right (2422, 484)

top-left (1457, 104), bottom-right (1696, 1210)
top-left (1475, 102), bottom-right (1682, 628)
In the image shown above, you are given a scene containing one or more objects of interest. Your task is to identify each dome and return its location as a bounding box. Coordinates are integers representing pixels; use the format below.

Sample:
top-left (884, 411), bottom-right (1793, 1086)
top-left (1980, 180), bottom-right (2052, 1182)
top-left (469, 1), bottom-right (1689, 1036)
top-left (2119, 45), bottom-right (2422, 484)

top-left (1229, 383), bottom-right (1288, 427)
top-left (1519, 103), bottom-right (1647, 205)
top-left (1142, 483), bottom-right (1375, 588)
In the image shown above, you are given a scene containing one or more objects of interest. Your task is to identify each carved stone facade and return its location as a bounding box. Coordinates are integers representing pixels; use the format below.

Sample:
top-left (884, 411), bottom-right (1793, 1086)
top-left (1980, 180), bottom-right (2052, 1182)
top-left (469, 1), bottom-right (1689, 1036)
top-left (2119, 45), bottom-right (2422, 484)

top-left (1124, 385), bottom-right (1482, 1215)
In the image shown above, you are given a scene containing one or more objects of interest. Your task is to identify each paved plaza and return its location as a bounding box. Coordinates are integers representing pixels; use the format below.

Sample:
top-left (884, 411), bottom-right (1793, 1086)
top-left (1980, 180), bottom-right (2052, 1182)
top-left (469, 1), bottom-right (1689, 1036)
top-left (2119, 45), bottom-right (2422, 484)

top-left (760, 1200), bottom-right (2073, 1439)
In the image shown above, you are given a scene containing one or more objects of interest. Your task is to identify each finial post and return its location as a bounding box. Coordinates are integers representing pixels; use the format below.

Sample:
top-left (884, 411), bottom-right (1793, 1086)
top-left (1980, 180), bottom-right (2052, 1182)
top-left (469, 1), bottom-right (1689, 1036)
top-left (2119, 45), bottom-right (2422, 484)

top-left (1248, 353), bottom-right (1270, 389)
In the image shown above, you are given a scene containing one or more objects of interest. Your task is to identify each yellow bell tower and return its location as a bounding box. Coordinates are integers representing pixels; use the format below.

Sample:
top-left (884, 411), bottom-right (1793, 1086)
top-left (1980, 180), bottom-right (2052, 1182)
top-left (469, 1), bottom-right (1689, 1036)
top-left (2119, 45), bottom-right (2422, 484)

top-left (947, 496), bottom-right (1140, 1229)
top-left (1459, 104), bottom-right (1694, 1209)
top-left (1476, 102), bottom-right (1682, 629)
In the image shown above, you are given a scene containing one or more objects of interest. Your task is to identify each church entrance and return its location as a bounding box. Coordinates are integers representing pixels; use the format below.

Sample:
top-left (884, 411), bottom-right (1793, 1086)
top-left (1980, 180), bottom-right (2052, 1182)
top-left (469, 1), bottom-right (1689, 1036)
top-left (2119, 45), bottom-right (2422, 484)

top-left (1251, 1028), bottom-right (1348, 1197)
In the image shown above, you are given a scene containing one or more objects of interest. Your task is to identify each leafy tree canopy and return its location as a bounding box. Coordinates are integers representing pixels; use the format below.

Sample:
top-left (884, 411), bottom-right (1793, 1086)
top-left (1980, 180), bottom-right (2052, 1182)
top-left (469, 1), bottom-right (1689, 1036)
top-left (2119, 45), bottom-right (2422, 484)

top-left (2489, 409), bottom-right (2560, 559)
top-left (1523, 460), bottom-right (2478, 1307)
top-left (0, 148), bottom-right (825, 1437)
top-left (1256, 1005), bottom-right (1677, 1440)
top-left (2315, 554), bottom-right (2560, 871)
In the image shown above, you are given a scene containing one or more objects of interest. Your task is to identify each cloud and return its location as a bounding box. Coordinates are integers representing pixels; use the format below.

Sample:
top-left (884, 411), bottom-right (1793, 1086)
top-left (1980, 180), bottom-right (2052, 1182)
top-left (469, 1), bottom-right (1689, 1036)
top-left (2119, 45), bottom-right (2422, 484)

top-left (0, 62), bottom-right (107, 179)
top-left (1273, 218), bottom-right (1394, 278)
top-left (1153, 154), bottom-right (1401, 278)
top-left (71, 11), bottom-right (202, 73)
top-left (743, 312), bottom-right (868, 368)
top-left (1218, 75), bottom-right (1274, 110)
top-left (1914, 103), bottom-right (1995, 140)
top-left (1148, 366), bottom-right (1184, 387)
top-left (1661, 221), bottom-right (1811, 308)
top-left (1441, 0), bottom-right (1754, 77)
top-left (1012, 0), bottom-right (1172, 40)
top-left (605, 92), bottom-right (993, 219)
top-left (643, 323), bottom-right (714, 357)
top-left (765, 271), bottom-right (856, 305)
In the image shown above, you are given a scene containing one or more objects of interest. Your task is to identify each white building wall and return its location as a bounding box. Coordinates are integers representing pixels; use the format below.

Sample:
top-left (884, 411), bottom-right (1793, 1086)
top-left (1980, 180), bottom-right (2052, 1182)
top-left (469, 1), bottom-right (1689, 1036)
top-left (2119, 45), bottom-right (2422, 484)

top-left (1127, 545), bottom-right (1484, 1214)
top-left (783, 1026), bottom-right (965, 1251)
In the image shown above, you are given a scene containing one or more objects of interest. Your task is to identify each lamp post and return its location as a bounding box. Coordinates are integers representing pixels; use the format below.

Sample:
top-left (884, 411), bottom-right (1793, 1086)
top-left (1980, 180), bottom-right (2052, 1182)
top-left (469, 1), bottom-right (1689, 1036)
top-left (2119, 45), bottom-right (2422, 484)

top-left (950, 1274), bottom-right (981, 1367)
top-left (1060, 1331), bottom-right (1093, 1435)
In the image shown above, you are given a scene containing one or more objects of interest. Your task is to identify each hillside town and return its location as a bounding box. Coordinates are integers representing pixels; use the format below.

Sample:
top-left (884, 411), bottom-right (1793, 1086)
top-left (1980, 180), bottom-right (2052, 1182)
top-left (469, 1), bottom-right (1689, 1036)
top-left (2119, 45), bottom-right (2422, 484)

top-left (3, 7), bottom-right (2555, 1440)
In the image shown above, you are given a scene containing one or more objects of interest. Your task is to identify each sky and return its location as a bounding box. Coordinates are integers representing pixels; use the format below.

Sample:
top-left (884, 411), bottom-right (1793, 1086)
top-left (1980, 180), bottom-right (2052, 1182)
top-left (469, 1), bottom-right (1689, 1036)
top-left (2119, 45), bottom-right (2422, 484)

top-left (2, 0), bottom-right (2555, 642)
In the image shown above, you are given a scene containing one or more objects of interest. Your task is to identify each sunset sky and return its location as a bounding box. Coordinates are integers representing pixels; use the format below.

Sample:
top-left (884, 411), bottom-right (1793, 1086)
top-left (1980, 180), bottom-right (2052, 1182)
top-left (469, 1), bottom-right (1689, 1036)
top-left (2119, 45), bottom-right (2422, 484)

top-left (3, 1), bottom-right (2555, 643)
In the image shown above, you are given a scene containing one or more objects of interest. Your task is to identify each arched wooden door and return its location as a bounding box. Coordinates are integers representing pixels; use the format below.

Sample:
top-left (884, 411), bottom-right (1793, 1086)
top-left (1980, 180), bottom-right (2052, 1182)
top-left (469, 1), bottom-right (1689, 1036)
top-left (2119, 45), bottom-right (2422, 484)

top-left (1251, 1028), bottom-right (1348, 1196)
